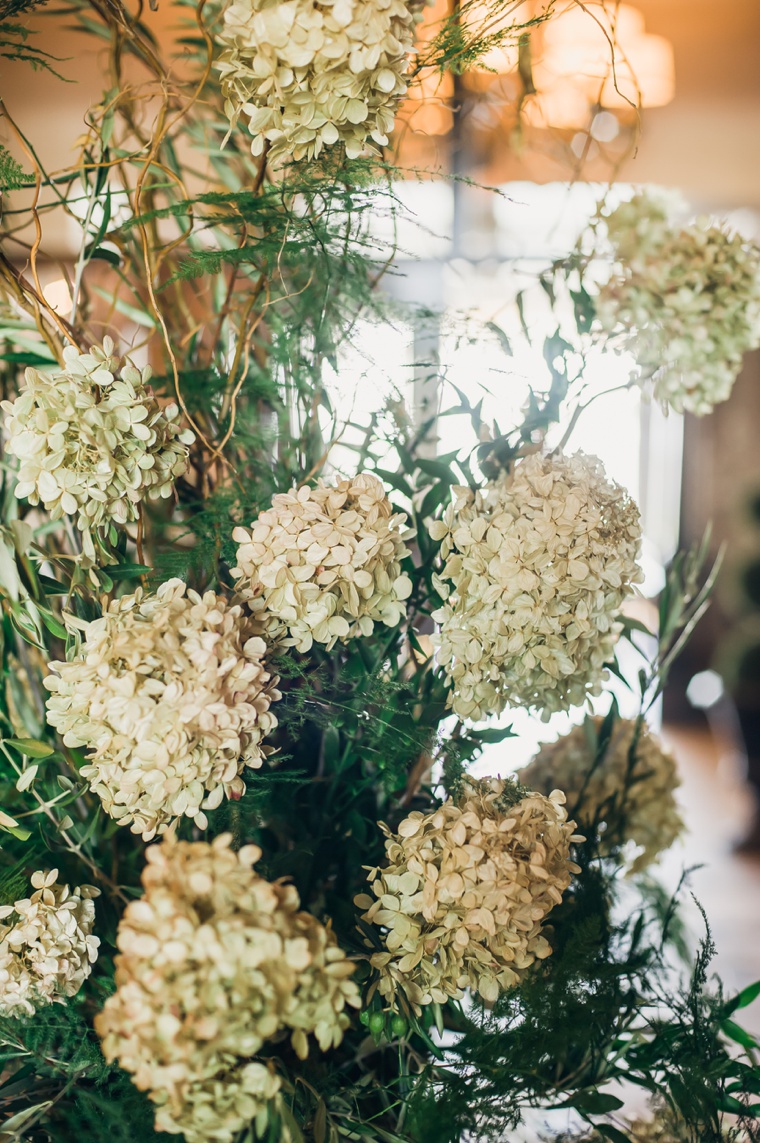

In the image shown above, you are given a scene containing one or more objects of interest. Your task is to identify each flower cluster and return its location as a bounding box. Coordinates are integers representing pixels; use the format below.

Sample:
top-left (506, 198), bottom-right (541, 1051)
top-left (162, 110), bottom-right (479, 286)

top-left (0, 871), bottom-right (99, 1018)
top-left (45, 579), bottom-right (280, 840)
top-left (2, 338), bottom-right (194, 559)
top-left (216, 0), bottom-right (424, 161)
top-left (597, 189), bottom-right (760, 415)
top-left (570, 1107), bottom-right (743, 1143)
top-left (232, 473), bottom-right (413, 652)
top-left (600, 186), bottom-right (687, 263)
top-left (430, 452), bottom-right (642, 721)
top-left (357, 778), bottom-right (581, 1012)
top-left (621, 1120), bottom-right (690, 1143)
top-left (518, 717), bottom-right (683, 872)
top-left (96, 834), bottom-right (359, 1143)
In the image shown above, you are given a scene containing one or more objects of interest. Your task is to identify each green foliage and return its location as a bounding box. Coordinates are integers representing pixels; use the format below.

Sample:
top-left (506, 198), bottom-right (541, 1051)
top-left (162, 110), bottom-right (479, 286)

top-left (0, 1002), bottom-right (163, 1142)
top-left (406, 866), bottom-right (760, 1143)
top-left (0, 144), bottom-right (31, 191)
top-left (0, 2), bottom-right (757, 1141)
top-left (0, 0), bottom-right (48, 18)
top-left (0, 9), bottom-right (68, 77)
top-left (417, 0), bottom-right (555, 77)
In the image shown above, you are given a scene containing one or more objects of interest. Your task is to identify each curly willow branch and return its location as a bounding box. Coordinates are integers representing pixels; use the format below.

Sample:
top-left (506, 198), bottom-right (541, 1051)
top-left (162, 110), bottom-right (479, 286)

top-left (132, 0), bottom-right (218, 457)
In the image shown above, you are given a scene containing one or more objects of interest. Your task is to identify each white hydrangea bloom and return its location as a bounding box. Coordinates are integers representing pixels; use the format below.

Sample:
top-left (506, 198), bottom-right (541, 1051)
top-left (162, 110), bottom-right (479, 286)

top-left (597, 189), bottom-right (760, 415)
top-left (519, 717), bottom-right (683, 873)
top-left (216, 0), bottom-right (425, 161)
top-left (430, 452), bottom-right (643, 722)
top-left (232, 473), bottom-right (413, 652)
top-left (0, 870), bottom-right (99, 1018)
top-left (356, 778), bottom-right (582, 1012)
top-left (96, 833), bottom-right (360, 1143)
top-left (601, 186), bottom-right (688, 264)
top-left (44, 579), bottom-right (281, 840)
top-left (2, 338), bottom-right (194, 559)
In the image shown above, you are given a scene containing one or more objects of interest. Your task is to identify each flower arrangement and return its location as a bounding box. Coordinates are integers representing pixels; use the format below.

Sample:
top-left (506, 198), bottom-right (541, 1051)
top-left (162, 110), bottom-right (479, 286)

top-left (0, 4), bottom-right (757, 1140)
top-left (430, 452), bottom-right (643, 720)
top-left (45, 579), bottom-right (281, 839)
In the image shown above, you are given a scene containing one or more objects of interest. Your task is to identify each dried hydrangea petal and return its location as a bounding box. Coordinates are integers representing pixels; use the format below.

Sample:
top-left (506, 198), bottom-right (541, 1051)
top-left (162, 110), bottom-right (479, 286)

top-left (232, 472), bottom-right (413, 651)
top-left (216, 0), bottom-right (426, 162)
top-left (1, 337), bottom-right (194, 558)
top-left (0, 871), bottom-right (99, 1017)
top-left (96, 833), bottom-right (360, 1143)
top-left (358, 778), bottom-right (581, 1013)
top-left (519, 717), bottom-right (683, 872)
top-left (44, 579), bottom-right (281, 840)
top-left (430, 452), bottom-right (643, 722)
top-left (597, 188), bottom-right (760, 415)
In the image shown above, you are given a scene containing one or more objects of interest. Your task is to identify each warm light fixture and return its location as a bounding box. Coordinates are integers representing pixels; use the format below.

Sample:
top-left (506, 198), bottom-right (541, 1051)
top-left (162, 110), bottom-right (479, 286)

top-left (528, 1), bottom-right (675, 128)
top-left (463, 0), bottom-right (674, 131)
top-left (400, 0), bottom-right (675, 141)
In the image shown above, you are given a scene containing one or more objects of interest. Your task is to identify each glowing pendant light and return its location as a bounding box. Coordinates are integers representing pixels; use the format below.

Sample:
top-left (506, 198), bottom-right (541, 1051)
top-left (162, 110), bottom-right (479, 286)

top-left (529, 2), bottom-right (675, 127)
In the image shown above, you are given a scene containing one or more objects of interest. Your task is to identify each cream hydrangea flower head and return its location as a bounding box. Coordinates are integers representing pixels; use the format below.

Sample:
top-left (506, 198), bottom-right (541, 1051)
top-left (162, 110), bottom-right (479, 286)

top-left (44, 579), bottom-right (281, 840)
top-left (0, 870), bottom-right (99, 1018)
top-left (601, 186), bottom-right (688, 264)
top-left (2, 338), bottom-right (194, 560)
top-left (429, 452), bottom-right (643, 722)
top-left (620, 1113), bottom-right (748, 1143)
top-left (518, 717), bottom-right (683, 873)
top-left (216, 0), bottom-right (425, 162)
top-left (597, 189), bottom-right (760, 415)
top-left (96, 833), bottom-right (360, 1143)
top-left (569, 1104), bottom-right (745, 1142)
top-left (619, 1119), bottom-right (691, 1143)
top-left (356, 778), bottom-right (582, 1013)
top-left (232, 472), bottom-right (413, 652)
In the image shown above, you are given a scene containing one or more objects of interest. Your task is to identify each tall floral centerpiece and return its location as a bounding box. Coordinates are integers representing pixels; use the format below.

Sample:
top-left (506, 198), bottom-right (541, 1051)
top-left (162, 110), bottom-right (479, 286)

top-left (0, 2), bottom-right (759, 1142)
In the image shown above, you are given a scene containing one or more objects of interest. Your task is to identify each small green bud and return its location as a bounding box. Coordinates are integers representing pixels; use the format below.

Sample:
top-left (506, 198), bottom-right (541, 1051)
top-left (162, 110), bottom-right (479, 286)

top-left (390, 1014), bottom-right (407, 1038)
top-left (368, 1012), bottom-right (386, 1036)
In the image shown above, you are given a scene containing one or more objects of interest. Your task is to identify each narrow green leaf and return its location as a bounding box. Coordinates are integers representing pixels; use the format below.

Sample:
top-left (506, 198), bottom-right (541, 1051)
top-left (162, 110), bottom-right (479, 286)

top-left (108, 564), bottom-right (152, 580)
top-left (721, 1018), bottom-right (759, 1051)
top-left (39, 610), bottom-right (68, 639)
top-left (85, 245), bottom-right (121, 267)
top-left (5, 738), bottom-right (55, 758)
top-left (596, 1127), bottom-right (632, 1143)
top-left (725, 979), bottom-right (760, 1015)
top-left (469, 726), bottom-right (516, 744)
top-left (564, 1092), bottom-right (624, 1114)
top-left (1, 1103), bottom-right (52, 1132)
